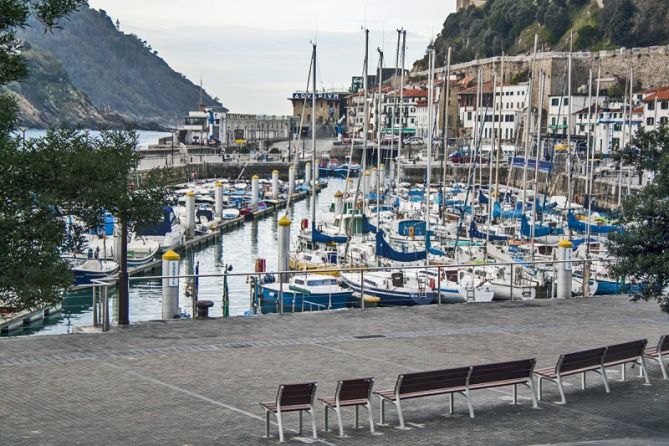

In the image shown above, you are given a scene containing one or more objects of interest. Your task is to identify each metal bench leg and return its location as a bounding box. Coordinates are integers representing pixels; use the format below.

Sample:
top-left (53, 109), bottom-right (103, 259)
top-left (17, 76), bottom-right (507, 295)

top-left (659, 354), bottom-right (668, 380)
top-left (639, 357), bottom-right (651, 385)
top-left (335, 406), bottom-right (344, 437)
top-left (465, 388), bottom-right (475, 419)
top-left (527, 379), bottom-right (539, 409)
top-left (298, 410), bottom-right (303, 435)
top-left (600, 367), bottom-right (611, 393)
top-left (449, 392), bottom-right (454, 414)
top-left (264, 410), bottom-right (271, 438)
top-left (537, 377), bottom-right (543, 401)
top-left (310, 408), bottom-right (317, 440)
top-left (355, 405), bottom-right (359, 428)
top-left (556, 377), bottom-right (567, 405)
top-left (394, 400), bottom-right (407, 429)
top-left (324, 405), bottom-right (329, 432)
top-left (276, 411), bottom-right (285, 443)
top-left (512, 383), bottom-right (517, 405)
top-left (378, 396), bottom-right (386, 425)
top-left (366, 403), bottom-right (375, 434)
top-left (581, 372), bottom-right (586, 390)
top-left (621, 363), bottom-right (626, 382)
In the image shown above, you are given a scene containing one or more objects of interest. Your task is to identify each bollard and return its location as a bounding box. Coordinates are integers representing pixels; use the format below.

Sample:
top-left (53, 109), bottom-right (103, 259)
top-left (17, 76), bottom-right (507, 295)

top-left (278, 214), bottom-right (291, 284)
top-left (305, 162), bottom-right (312, 188)
top-left (185, 190), bottom-right (196, 238)
top-left (288, 166), bottom-right (295, 197)
top-left (214, 181), bottom-right (223, 220)
top-left (162, 250), bottom-right (180, 319)
top-left (557, 239), bottom-right (573, 299)
top-left (334, 190), bottom-right (344, 216)
top-left (251, 175), bottom-right (259, 211)
top-left (271, 170), bottom-right (279, 200)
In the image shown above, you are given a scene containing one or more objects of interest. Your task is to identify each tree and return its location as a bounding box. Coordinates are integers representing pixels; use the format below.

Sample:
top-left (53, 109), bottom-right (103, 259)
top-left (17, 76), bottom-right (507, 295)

top-left (607, 125), bottom-right (669, 312)
top-left (0, 2), bottom-right (168, 318)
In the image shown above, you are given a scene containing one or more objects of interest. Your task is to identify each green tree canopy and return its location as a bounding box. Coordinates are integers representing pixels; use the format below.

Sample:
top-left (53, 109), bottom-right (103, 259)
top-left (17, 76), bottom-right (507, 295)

top-left (608, 125), bottom-right (669, 312)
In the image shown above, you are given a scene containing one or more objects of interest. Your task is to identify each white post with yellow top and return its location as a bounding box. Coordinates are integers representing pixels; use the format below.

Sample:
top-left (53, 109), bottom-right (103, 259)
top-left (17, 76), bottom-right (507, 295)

top-left (162, 250), bottom-right (180, 319)
top-left (334, 190), bottom-right (344, 216)
top-left (277, 215), bottom-right (291, 284)
top-left (271, 170), bottom-right (279, 200)
top-left (214, 181), bottom-right (223, 220)
top-left (251, 175), bottom-right (259, 211)
top-left (557, 239), bottom-right (573, 299)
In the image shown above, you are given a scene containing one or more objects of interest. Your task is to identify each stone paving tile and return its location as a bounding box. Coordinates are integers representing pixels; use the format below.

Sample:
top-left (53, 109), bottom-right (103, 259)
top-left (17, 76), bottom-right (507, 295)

top-left (1, 296), bottom-right (668, 445)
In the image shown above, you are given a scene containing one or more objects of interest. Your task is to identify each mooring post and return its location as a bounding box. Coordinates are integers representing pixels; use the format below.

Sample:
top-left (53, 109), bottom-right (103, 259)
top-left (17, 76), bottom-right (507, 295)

top-left (162, 250), bottom-right (181, 319)
top-left (557, 239), bottom-right (573, 299)
top-left (215, 181), bottom-right (223, 220)
top-left (272, 169), bottom-right (279, 200)
top-left (185, 190), bottom-right (196, 239)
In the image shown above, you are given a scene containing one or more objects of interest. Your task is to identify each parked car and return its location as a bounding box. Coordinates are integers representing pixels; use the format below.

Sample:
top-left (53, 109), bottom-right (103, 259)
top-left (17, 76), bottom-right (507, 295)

top-left (403, 136), bottom-right (424, 146)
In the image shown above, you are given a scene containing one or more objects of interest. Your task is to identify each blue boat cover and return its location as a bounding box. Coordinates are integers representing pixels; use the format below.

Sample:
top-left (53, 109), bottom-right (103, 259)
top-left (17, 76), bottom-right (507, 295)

top-left (362, 214), bottom-right (378, 234)
top-left (567, 213), bottom-right (621, 234)
top-left (493, 202), bottom-right (523, 219)
top-left (397, 220), bottom-right (426, 236)
top-left (478, 190), bottom-right (489, 205)
top-left (426, 231), bottom-right (446, 256)
top-left (376, 230), bottom-right (427, 262)
top-left (469, 221), bottom-right (510, 241)
top-left (312, 223), bottom-right (348, 244)
top-left (520, 215), bottom-right (553, 238)
top-left (136, 206), bottom-right (175, 236)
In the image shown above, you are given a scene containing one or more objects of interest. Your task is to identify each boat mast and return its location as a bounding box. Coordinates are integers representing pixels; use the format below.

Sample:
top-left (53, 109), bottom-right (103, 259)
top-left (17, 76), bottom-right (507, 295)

top-left (626, 65), bottom-right (634, 196)
top-left (495, 54), bottom-right (504, 200)
top-left (396, 30), bottom-right (406, 186)
top-left (391, 30), bottom-right (401, 187)
top-left (530, 71), bottom-right (546, 261)
top-left (426, 44), bottom-right (435, 238)
top-left (617, 65), bottom-right (630, 207)
top-left (584, 68), bottom-right (593, 205)
top-left (521, 34), bottom-right (539, 215)
top-left (566, 32), bottom-right (573, 214)
top-left (441, 47), bottom-right (452, 225)
top-left (376, 48), bottom-right (384, 230)
top-left (311, 43), bottom-right (317, 229)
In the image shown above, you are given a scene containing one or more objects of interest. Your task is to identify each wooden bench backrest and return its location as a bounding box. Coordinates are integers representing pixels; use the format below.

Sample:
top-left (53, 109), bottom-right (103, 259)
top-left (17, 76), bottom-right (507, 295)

top-left (604, 339), bottom-right (647, 364)
top-left (469, 359), bottom-right (536, 385)
top-left (337, 378), bottom-right (374, 402)
top-left (659, 335), bottom-right (669, 353)
top-left (558, 347), bottom-right (606, 373)
top-left (278, 382), bottom-right (317, 407)
top-left (397, 367), bottom-right (471, 395)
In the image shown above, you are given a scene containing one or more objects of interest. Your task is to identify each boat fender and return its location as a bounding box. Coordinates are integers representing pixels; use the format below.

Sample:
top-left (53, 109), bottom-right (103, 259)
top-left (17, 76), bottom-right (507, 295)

top-left (429, 278), bottom-right (436, 289)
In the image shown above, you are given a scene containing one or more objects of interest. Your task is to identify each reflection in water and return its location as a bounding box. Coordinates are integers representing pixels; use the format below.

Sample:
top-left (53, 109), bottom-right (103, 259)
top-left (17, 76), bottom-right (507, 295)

top-left (4, 179), bottom-right (341, 337)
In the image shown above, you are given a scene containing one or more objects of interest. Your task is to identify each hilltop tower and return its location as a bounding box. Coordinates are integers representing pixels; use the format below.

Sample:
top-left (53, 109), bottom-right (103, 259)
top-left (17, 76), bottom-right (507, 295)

top-left (456, 0), bottom-right (487, 12)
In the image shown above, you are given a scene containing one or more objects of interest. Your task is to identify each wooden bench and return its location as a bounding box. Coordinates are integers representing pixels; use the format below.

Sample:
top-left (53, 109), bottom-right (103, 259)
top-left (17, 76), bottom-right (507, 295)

top-left (318, 378), bottom-right (375, 437)
top-left (467, 359), bottom-right (538, 418)
top-left (260, 382), bottom-right (317, 442)
top-left (534, 347), bottom-right (609, 404)
top-left (373, 367), bottom-right (471, 429)
top-left (644, 335), bottom-right (669, 380)
top-left (602, 339), bottom-right (650, 384)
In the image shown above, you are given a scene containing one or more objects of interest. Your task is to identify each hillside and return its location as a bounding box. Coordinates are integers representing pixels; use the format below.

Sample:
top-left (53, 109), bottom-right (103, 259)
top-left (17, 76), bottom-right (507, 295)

top-left (415, 0), bottom-right (669, 69)
top-left (9, 6), bottom-right (221, 129)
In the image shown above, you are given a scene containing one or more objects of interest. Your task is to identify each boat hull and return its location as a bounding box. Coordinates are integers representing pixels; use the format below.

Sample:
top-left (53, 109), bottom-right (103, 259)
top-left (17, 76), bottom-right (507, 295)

top-left (341, 276), bottom-right (435, 306)
top-left (260, 286), bottom-right (352, 313)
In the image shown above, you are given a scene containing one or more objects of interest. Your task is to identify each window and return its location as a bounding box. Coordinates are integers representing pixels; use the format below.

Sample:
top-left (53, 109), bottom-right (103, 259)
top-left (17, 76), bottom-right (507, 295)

top-left (661, 117), bottom-right (669, 125)
top-left (551, 98), bottom-right (560, 106)
top-left (647, 117), bottom-right (655, 126)
top-left (613, 123), bottom-right (621, 131)
top-left (648, 102), bottom-right (655, 111)
top-left (564, 98), bottom-right (569, 106)
top-left (551, 117), bottom-right (556, 125)
top-left (467, 111), bottom-right (472, 121)
top-left (662, 101), bottom-right (669, 110)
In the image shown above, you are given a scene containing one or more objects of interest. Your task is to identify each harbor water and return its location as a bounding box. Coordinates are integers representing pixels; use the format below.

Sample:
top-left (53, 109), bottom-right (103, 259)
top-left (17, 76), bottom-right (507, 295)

top-left (9, 178), bottom-right (343, 337)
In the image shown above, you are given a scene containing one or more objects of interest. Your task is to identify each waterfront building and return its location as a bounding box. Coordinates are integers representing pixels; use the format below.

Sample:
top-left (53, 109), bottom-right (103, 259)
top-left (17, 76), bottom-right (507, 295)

top-left (288, 91), bottom-right (347, 136)
top-left (546, 95), bottom-right (592, 136)
top-left (458, 81), bottom-right (529, 142)
top-left (640, 86), bottom-right (669, 129)
top-left (573, 102), bottom-right (643, 156)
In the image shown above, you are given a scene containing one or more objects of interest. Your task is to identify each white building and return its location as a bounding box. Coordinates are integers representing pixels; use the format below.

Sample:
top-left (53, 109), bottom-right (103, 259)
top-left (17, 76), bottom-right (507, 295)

top-left (573, 102), bottom-right (642, 156)
top-left (640, 87), bottom-right (669, 129)
top-left (546, 95), bottom-right (593, 136)
top-left (458, 81), bottom-right (529, 142)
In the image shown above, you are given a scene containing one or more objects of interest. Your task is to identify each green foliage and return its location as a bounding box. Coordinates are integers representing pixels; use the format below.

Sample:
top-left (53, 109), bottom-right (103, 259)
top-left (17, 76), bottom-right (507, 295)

top-left (608, 126), bottom-right (669, 312)
top-left (0, 2), bottom-right (168, 312)
top-left (417, 0), bottom-right (669, 68)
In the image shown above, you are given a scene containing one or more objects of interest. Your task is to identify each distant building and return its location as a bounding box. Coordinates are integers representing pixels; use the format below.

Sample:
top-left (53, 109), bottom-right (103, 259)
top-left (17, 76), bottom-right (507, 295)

top-left (456, 0), bottom-right (487, 12)
top-left (640, 86), bottom-right (669, 129)
top-left (288, 91), bottom-right (347, 136)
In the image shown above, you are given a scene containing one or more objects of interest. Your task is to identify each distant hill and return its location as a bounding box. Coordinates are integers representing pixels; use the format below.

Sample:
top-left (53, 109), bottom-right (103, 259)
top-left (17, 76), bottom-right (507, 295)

top-left (415, 0), bottom-right (669, 69)
top-left (8, 6), bottom-right (221, 129)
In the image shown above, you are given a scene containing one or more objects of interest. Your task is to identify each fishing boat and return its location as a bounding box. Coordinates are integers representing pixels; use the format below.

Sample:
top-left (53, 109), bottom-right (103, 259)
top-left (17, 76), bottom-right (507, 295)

top-left (339, 270), bottom-right (435, 306)
top-left (70, 259), bottom-right (119, 285)
top-left (261, 274), bottom-right (352, 312)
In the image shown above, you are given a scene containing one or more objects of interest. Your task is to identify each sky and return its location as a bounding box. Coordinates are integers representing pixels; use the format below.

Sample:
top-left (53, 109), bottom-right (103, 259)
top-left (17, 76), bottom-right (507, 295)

top-left (88, 0), bottom-right (456, 115)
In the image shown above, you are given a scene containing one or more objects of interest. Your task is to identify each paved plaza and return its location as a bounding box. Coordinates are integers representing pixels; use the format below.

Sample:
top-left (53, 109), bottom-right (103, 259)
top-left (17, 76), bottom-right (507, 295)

top-left (1, 296), bottom-right (668, 445)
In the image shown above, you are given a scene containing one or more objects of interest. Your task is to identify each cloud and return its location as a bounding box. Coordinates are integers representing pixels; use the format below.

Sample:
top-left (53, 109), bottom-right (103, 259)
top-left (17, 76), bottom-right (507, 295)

top-left (88, 0), bottom-right (455, 114)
